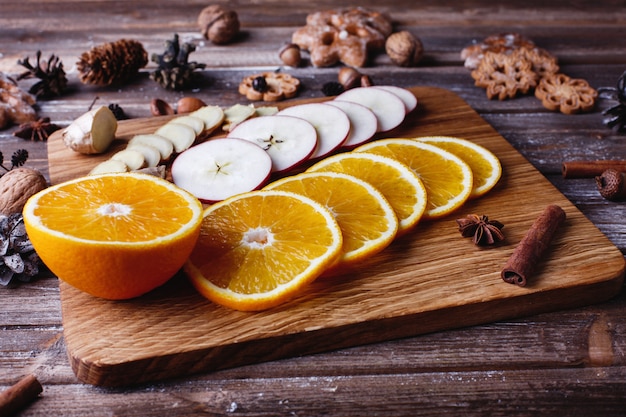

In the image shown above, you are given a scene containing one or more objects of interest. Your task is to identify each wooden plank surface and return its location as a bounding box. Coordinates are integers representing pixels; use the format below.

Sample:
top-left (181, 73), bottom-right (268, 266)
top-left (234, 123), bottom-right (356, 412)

top-left (50, 86), bottom-right (624, 386)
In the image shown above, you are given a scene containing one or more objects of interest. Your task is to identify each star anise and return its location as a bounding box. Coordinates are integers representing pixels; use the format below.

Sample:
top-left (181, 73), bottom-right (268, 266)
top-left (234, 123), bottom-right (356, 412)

top-left (13, 117), bottom-right (61, 142)
top-left (456, 214), bottom-right (505, 246)
top-left (17, 50), bottom-right (68, 99)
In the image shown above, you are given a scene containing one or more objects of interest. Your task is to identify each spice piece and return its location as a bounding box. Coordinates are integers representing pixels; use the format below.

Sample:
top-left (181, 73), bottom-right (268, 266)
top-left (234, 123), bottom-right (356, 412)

top-left (321, 81), bottom-right (345, 97)
top-left (456, 214), bottom-right (505, 246)
top-left (595, 169), bottom-right (626, 201)
top-left (501, 204), bottom-right (566, 287)
top-left (0, 374), bottom-right (43, 415)
top-left (13, 117), bottom-right (60, 142)
top-left (562, 160), bottom-right (626, 179)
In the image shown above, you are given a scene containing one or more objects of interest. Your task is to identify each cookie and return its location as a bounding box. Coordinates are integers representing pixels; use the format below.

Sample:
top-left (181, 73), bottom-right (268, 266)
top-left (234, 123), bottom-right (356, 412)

top-left (471, 49), bottom-right (538, 100)
top-left (292, 7), bottom-right (393, 67)
top-left (238, 72), bottom-right (301, 102)
top-left (535, 73), bottom-right (598, 114)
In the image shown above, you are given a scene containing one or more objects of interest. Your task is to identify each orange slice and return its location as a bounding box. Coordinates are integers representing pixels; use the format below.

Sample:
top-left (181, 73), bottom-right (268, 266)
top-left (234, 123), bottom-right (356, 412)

top-left (307, 152), bottom-right (426, 236)
top-left (23, 172), bottom-right (204, 300)
top-left (185, 190), bottom-right (342, 311)
top-left (354, 138), bottom-right (473, 219)
top-left (264, 171), bottom-right (399, 269)
top-left (415, 136), bottom-right (502, 198)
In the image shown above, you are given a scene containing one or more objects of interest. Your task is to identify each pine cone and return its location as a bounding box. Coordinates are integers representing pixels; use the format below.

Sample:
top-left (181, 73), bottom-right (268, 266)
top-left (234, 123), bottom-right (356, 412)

top-left (0, 213), bottom-right (40, 286)
top-left (77, 39), bottom-right (148, 86)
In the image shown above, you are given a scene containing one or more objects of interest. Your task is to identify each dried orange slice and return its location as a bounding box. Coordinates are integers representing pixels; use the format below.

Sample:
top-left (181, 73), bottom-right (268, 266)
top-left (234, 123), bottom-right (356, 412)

top-left (185, 190), bottom-right (342, 311)
top-left (354, 138), bottom-right (473, 219)
top-left (264, 172), bottom-right (398, 269)
top-left (23, 172), bottom-right (203, 300)
top-left (415, 136), bottom-right (502, 198)
top-left (307, 152), bottom-right (426, 236)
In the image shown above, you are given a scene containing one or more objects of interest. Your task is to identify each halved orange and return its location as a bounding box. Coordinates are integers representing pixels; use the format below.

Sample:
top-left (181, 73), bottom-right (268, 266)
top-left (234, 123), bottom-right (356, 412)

top-left (264, 171), bottom-right (399, 269)
top-left (307, 152), bottom-right (427, 236)
top-left (185, 190), bottom-right (342, 311)
top-left (23, 172), bottom-right (204, 300)
top-left (415, 136), bottom-right (502, 198)
top-left (354, 138), bottom-right (473, 219)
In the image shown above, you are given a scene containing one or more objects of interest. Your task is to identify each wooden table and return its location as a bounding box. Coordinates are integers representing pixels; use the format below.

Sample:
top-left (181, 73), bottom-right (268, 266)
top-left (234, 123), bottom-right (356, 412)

top-left (1, 1), bottom-right (626, 415)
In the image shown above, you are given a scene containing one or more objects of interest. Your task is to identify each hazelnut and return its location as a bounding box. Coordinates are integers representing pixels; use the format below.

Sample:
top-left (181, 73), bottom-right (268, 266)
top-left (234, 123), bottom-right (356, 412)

top-left (279, 43), bottom-right (301, 67)
top-left (338, 67), bottom-right (362, 90)
top-left (385, 31), bottom-right (424, 67)
top-left (198, 5), bottom-right (240, 45)
top-left (176, 97), bottom-right (206, 114)
top-left (150, 98), bottom-right (174, 117)
top-left (360, 74), bottom-right (374, 87)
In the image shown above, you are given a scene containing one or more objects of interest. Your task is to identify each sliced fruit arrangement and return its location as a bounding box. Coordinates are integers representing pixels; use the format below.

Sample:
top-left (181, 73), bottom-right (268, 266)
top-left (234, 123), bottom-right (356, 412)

top-left (185, 190), bottom-right (343, 311)
top-left (23, 172), bottom-right (204, 300)
top-left (414, 136), bottom-right (502, 198)
top-left (171, 137), bottom-right (272, 203)
top-left (264, 172), bottom-right (399, 271)
top-left (307, 152), bottom-right (427, 236)
top-left (354, 138), bottom-right (474, 220)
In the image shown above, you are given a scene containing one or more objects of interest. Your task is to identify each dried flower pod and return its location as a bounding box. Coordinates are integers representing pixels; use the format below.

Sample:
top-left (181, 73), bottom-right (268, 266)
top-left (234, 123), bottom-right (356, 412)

top-left (385, 31), bottom-right (423, 67)
top-left (150, 34), bottom-right (206, 90)
top-left (77, 39), bottom-right (148, 86)
top-left (595, 169), bottom-right (626, 201)
top-left (13, 117), bottom-right (61, 142)
top-left (279, 43), bottom-right (302, 67)
top-left (198, 5), bottom-right (240, 45)
top-left (17, 50), bottom-right (68, 99)
top-left (457, 214), bottom-right (505, 246)
top-left (0, 213), bottom-right (41, 286)
top-left (0, 168), bottom-right (47, 216)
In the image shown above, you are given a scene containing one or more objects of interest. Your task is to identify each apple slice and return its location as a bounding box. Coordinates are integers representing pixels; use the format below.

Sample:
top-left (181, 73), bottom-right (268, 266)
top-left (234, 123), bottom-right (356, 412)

top-left (373, 86), bottom-right (418, 113)
top-left (326, 100), bottom-right (378, 149)
top-left (128, 134), bottom-right (174, 161)
top-left (190, 105), bottom-right (225, 135)
top-left (335, 87), bottom-right (406, 132)
top-left (227, 115), bottom-right (317, 173)
top-left (155, 122), bottom-right (197, 153)
top-left (168, 115), bottom-right (205, 136)
top-left (277, 103), bottom-right (350, 160)
top-left (171, 138), bottom-right (272, 203)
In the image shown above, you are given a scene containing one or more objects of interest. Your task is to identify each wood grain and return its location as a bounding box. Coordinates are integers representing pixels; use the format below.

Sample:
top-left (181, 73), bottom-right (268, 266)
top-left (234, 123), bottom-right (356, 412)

top-left (48, 86), bottom-right (625, 386)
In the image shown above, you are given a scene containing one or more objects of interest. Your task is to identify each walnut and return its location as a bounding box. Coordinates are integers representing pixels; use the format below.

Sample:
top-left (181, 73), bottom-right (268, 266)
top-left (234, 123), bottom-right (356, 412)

top-left (0, 168), bottom-right (47, 216)
top-left (385, 31), bottom-right (423, 67)
top-left (198, 5), bottom-right (240, 45)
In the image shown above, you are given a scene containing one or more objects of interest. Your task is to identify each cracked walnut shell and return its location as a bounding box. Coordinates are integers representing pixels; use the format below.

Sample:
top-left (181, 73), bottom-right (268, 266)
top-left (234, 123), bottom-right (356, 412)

top-left (238, 72), bottom-right (301, 102)
top-left (535, 73), bottom-right (598, 114)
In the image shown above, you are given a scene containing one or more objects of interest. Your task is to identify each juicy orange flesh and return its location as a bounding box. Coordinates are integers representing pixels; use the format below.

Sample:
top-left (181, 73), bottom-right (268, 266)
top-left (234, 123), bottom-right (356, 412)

top-left (189, 193), bottom-right (339, 294)
top-left (363, 143), bottom-right (467, 212)
top-left (32, 175), bottom-right (197, 242)
top-left (308, 156), bottom-right (422, 229)
top-left (267, 175), bottom-right (392, 255)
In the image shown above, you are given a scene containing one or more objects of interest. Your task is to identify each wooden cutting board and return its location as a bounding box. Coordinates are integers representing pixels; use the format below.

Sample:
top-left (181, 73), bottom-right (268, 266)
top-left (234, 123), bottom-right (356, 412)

top-left (47, 86), bottom-right (625, 387)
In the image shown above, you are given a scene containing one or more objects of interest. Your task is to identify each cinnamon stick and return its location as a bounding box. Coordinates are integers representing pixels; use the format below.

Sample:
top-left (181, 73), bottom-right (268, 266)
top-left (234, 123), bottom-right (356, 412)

top-left (0, 374), bottom-right (43, 416)
top-left (562, 160), bottom-right (626, 178)
top-left (501, 204), bottom-right (566, 287)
